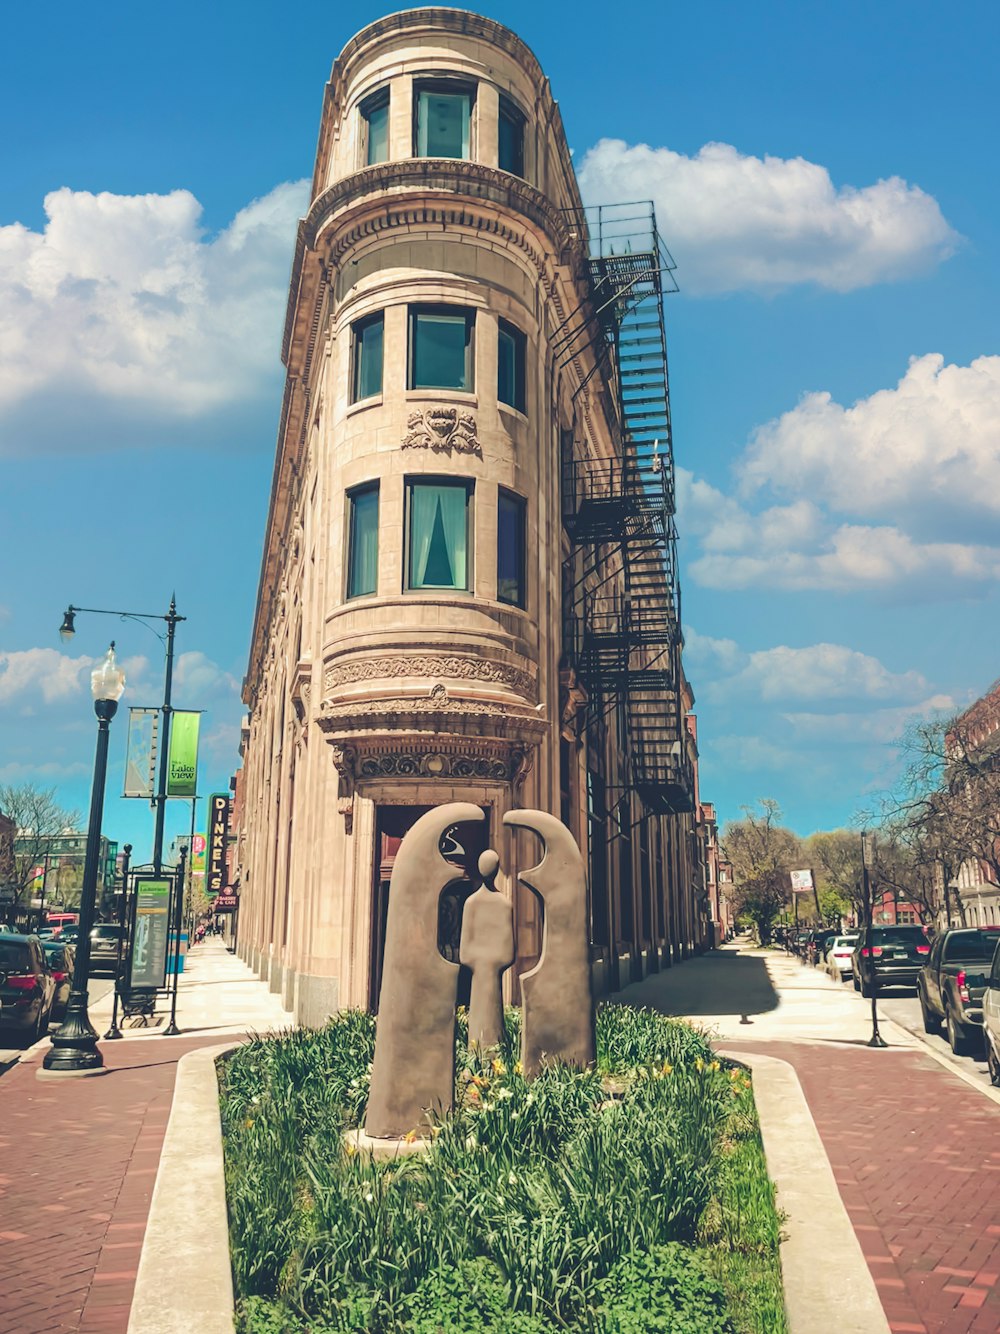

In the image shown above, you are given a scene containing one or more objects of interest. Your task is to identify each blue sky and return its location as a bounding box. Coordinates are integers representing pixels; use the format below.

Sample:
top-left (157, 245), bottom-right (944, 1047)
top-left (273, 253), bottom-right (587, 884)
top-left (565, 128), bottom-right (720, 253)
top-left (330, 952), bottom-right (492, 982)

top-left (1, 0), bottom-right (998, 854)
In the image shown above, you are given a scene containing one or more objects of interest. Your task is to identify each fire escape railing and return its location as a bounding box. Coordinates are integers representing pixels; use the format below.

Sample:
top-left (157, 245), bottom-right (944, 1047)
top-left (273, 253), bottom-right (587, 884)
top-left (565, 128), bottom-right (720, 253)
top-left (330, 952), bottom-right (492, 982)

top-left (559, 202), bottom-right (694, 816)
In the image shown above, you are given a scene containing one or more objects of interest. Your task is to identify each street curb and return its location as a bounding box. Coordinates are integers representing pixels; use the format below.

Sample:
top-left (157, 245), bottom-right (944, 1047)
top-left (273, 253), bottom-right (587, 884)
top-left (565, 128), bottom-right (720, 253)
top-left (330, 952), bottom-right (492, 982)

top-left (719, 1047), bottom-right (891, 1334)
top-left (127, 1041), bottom-right (240, 1334)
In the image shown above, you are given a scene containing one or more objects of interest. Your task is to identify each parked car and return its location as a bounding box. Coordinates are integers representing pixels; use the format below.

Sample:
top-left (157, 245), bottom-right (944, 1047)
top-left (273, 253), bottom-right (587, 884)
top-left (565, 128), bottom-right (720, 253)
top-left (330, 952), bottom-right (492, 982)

top-left (41, 941), bottom-right (75, 1021)
top-left (808, 929), bottom-right (838, 966)
top-left (0, 934), bottom-right (56, 1043)
top-left (852, 924), bottom-right (929, 996)
top-left (34, 927), bottom-right (58, 941)
top-left (982, 939), bottom-right (1000, 1086)
top-left (58, 925), bottom-right (80, 945)
top-left (89, 924), bottom-right (124, 974)
top-left (917, 927), bottom-right (998, 1055)
top-left (825, 934), bottom-right (859, 979)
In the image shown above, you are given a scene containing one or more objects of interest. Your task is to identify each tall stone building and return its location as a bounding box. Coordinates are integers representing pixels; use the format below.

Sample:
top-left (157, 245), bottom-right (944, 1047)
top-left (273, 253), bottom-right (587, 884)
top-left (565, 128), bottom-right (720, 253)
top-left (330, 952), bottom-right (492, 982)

top-left (235, 8), bottom-right (711, 1024)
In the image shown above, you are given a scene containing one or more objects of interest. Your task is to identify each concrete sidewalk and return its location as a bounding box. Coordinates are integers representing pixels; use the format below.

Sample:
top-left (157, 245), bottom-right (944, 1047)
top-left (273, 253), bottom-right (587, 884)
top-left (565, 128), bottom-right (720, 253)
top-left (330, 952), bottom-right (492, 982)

top-left (615, 943), bottom-right (1000, 1334)
top-left (0, 942), bottom-right (291, 1334)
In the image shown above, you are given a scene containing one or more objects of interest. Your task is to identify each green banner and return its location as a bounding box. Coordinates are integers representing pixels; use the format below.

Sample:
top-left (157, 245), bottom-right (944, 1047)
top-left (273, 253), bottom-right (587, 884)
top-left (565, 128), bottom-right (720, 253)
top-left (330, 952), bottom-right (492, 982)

top-left (166, 711), bottom-right (200, 797)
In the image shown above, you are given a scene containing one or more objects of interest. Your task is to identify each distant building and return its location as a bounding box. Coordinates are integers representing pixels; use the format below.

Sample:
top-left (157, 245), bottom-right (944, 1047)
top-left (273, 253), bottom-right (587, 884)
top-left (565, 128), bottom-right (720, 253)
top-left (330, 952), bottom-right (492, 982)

top-left (11, 832), bottom-right (118, 916)
top-left (947, 677), bottom-right (1000, 927)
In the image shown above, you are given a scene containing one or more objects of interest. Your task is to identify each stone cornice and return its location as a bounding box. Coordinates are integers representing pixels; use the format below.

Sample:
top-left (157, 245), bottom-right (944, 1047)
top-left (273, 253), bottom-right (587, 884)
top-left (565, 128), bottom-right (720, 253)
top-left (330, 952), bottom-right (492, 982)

top-left (282, 159), bottom-right (585, 367)
top-left (317, 683), bottom-right (548, 743)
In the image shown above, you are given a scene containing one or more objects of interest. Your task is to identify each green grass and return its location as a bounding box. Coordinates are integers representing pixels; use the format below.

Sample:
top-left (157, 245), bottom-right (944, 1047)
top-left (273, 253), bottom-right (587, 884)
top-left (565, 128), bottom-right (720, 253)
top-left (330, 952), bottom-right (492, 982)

top-left (219, 1005), bottom-right (786, 1333)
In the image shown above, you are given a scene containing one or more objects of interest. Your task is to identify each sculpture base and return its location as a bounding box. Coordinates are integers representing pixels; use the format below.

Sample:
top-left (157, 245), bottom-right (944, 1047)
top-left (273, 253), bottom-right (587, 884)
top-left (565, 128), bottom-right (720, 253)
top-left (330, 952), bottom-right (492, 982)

top-left (347, 1127), bottom-right (430, 1160)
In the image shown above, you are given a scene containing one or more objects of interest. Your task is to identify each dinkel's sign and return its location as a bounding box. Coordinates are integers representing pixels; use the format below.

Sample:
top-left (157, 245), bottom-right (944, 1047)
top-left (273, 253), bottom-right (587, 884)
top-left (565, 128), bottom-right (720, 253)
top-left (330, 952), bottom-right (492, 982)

top-left (207, 792), bottom-right (231, 895)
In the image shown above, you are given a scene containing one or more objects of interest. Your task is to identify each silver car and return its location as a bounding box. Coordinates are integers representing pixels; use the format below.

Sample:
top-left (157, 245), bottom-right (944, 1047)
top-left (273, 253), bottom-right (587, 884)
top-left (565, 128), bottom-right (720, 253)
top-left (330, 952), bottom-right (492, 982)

top-left (826, 934), bottom-right (859, 980)
top-left (89, 924), bottom-right (124, 973)
top-left (982, 937), bottom-right (1000, 1087)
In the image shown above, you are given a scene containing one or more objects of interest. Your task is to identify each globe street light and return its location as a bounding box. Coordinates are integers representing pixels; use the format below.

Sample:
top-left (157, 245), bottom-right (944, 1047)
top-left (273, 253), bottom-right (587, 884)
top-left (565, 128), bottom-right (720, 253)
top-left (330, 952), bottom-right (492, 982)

top-left (41, 644), bottom-right (126, 1076)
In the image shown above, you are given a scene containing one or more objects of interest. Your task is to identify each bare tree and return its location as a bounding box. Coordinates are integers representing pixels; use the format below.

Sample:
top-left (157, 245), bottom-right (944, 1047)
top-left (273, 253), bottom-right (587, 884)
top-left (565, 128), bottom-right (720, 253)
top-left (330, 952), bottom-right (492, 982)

top-left (0, 784), bottom-right (82, 912)
top-left (721, 799), bottom-right (802, 944)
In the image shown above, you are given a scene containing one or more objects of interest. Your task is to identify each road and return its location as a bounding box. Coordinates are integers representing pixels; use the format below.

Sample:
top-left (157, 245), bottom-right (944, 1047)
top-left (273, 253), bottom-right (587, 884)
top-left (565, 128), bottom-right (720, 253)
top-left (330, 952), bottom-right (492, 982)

top-left (819, 963), bottom-right (995, 1093)
top-left (0, 973), bottom-right (116, 1076)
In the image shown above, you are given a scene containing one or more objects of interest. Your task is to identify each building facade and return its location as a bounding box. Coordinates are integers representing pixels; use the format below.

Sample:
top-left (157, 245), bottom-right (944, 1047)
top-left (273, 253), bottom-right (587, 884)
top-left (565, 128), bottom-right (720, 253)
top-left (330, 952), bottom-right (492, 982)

top-left (235, 9), bottom-right (709, 1024)
top-left (947, 677), bottom-right (1000, 927)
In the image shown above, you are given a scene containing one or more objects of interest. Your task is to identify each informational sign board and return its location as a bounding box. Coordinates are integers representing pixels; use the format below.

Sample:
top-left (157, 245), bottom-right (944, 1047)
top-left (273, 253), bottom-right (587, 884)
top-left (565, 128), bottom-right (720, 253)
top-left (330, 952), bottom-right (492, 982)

top-left (129, 878), bottom-right (171, 988)
top-left (166, 712), bottom-right (200, 798)
top-left (206, 793), bottom-right (230, 895)
top-left (213, 892), bottom-right (238, 914)
top-left (123, 708), bottom-right (159, 798)
top-left (789, 869), bottom-right (815, 894)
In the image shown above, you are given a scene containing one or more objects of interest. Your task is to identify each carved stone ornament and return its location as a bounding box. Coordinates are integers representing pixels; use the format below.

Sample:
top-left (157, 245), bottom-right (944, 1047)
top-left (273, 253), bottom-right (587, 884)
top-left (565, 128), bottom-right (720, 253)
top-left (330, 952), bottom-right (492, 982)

top-left (325, 737), bottom-right (535, 790)
top-left (402, 407), bottom-right (481, 457)
top-left (323, 654), bottom-right (535, 701)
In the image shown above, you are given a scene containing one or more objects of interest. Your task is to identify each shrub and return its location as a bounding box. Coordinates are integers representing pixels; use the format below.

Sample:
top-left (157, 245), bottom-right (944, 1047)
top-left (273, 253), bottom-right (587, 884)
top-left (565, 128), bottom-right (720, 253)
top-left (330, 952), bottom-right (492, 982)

top-left (590, 1244), bottom-right (736, 1333)
top-left (402, 1257), bottom-right (551, 1332)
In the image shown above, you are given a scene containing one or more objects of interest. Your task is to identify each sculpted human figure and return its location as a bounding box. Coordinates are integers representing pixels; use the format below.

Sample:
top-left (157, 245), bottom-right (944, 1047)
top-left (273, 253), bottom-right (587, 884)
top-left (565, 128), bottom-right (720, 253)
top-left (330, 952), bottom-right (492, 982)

top-left (503, 808), bottom-right (595, 1077)
top-left (365, 803), bottom-right (485, 1139)
top-left (459, 850), bottom-right (514, 1051)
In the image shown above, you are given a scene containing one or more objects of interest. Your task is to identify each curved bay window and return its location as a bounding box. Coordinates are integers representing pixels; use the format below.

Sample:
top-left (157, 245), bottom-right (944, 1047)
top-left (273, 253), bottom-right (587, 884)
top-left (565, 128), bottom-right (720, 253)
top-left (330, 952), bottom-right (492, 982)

top-left (360, 88), bottom-right (390, 166)
top-left (497, 318), bottom-right (526, 412)
top-left (407, 479), bottom-right (472, 591)
top-left (498, 95), bottom-right (525, 177)
top-left (346, 483), bottom-right (379, 599)
top-left (497, 488), bottom-right (526, 607)
top-left (415, 82), bottom-right (473, 159)
top-left (408, 306), bottom-right (474, 392)
top-left (351, 313), bottom-right (384, 402)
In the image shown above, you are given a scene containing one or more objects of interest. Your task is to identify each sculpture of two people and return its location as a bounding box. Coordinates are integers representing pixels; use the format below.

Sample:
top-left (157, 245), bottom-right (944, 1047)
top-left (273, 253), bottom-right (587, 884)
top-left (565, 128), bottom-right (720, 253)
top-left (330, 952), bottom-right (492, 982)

top-left (365, 804), bottom-right (594, 1141)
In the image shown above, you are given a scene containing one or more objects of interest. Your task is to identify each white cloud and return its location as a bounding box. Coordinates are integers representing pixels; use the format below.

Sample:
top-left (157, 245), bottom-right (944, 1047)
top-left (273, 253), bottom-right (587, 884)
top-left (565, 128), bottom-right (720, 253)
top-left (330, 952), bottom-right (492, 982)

top-left (709, 735), bottom-right (799, 772)
top-left (173, 651), bottom-right (240, 701)
top-left (577, 139), bottom-right (958, 295)
top-left (682, 627), bottom-right (746, 675)
top-left (730, 644), bottom-right (928, 704)
top-left (0, 648), bottom-right (93, 703)
top-left (0, 179), bottom-right (309, 453)
top-left (677, 466), bottom-right (1000, 595)
top-left (783, 694), bottom-right (957, 745)
top-left (741, 353), bottom-right (1000, 525)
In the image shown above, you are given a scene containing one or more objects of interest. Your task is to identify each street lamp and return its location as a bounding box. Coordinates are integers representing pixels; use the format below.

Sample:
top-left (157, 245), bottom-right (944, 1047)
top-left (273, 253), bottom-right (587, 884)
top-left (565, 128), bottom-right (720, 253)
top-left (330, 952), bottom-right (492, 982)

top-left (42, 645), bottom-right (126, 1076)
top-left (58, 597), bottom-right (183, 873)
top-left (861, 830), bottom-right (888, 1050)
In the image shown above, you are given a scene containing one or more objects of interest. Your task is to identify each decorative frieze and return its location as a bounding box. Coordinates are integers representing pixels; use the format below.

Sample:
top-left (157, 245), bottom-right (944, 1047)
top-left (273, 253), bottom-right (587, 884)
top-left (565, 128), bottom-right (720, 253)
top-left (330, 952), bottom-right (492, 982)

top-left (323, 654), bottom-right (535, 700)
top-left (402, 407), bottom-right (481, 457)
top-left (317, 682), bottom-right (547, 741)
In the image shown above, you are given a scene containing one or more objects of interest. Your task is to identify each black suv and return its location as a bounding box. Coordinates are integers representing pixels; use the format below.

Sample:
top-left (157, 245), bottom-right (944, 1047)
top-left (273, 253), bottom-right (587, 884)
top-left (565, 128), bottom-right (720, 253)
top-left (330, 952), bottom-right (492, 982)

top-left (0, 935), bottom-right (56, 1042)
top-left (852, 924), bottom-right (929, 996)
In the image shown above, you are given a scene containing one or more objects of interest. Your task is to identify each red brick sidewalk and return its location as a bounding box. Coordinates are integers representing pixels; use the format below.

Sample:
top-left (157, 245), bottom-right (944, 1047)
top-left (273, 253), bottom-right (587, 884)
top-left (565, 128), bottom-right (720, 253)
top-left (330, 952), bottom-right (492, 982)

top-left (0, 1033), bottom-right (236, 1334)
top-left (727, 1039), bottom-right (1000, 1334)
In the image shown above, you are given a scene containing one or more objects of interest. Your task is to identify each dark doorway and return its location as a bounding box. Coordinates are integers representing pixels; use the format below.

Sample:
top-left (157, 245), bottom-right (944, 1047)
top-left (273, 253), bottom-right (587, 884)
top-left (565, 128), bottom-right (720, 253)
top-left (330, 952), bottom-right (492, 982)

top-left (369, 804), bottom-right (490, 1011)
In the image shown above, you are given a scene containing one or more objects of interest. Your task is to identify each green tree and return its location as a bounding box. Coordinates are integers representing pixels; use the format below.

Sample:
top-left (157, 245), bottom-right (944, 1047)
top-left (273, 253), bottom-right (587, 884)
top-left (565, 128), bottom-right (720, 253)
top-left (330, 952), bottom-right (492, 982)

top-left (721, 800), bottom-right (802, 944)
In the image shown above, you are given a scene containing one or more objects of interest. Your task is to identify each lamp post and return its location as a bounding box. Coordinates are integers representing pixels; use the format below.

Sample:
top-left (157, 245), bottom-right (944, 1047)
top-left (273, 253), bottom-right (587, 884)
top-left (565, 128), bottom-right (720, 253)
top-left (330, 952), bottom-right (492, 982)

top-left (42, 645), bottom-right (126, 1075)
top-left (60, 597), bottom-right (184, 873)
top-left (861, 831), bottom-right (888, 1050)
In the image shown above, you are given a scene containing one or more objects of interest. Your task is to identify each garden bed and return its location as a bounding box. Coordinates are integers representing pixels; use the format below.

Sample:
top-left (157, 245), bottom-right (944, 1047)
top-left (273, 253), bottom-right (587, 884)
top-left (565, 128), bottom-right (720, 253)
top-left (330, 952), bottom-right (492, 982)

top-left (219, 1006), bottom-right (786, 1333)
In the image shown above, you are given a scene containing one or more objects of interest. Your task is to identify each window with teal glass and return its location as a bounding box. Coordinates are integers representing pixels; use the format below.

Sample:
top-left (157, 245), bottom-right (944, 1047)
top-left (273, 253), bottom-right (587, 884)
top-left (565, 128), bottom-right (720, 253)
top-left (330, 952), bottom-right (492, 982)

top-left (497, 319), bottom-right (526, 412)
top-left (408, 306), bottom-right (473, 391)
top-left (415, 85), bottom-right (472, 159)
top-left (407, 480), bottom-right (471, 591)
top-left (361, 89), bottom-right (389, 165)
top-left (498, 96), bottom-right (524, 176)
top-left (347, 484), bottom-right (379, 599)
top-left (351, 314), bottom-right (384, 402)
top-left (497, 489), bottom-right (526, 607)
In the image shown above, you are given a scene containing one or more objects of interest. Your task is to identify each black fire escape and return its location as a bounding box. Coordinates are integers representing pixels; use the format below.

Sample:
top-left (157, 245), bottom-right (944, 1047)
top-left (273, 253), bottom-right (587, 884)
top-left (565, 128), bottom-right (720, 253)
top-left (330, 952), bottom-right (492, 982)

top-left (558, 202), bottom-right (694, 817)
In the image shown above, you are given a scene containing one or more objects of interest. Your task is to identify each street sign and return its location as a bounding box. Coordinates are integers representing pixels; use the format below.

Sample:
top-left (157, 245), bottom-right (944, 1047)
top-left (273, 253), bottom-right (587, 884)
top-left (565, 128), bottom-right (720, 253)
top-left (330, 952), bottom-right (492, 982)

top-left (129, 878), bottom-right (171, 988)
top-left (206, 793), bottom-right (230, 895)
top-left (124, 708), bottom-right (159, 798)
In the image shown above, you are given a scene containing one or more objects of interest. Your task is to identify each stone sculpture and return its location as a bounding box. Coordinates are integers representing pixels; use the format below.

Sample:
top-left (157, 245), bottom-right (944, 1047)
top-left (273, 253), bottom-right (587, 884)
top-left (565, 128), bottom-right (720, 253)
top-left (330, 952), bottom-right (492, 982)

top-left (505, 809), bottom-right (595, 1078)
top-left (459, 850), bottom-right (515, 1050)
top-left (363, 803), bottom-right (593, 1142)
top-left (365, 803), bottom-right (484, 1139)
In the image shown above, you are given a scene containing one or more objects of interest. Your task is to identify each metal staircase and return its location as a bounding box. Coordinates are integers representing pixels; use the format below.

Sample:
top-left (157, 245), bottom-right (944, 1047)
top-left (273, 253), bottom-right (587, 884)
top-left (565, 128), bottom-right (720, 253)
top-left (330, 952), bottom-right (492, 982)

top-left (559, 202), bottom-right (693, 816)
